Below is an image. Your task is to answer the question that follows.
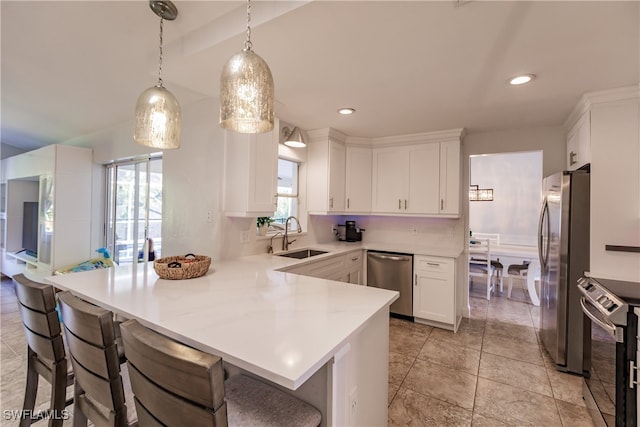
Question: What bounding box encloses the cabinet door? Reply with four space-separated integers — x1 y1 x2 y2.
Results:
407 144 439 214
328 141 346 212
345 147 372 212
249 132 278 213
345 250 364 285
566 126 579 170
224 129 278 216
372 148 406 213
567 110 591 171
413 256 454 324
439 140 461 215
576 111 591 168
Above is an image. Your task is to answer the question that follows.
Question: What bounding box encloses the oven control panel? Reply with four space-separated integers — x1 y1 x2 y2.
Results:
577 276 628 326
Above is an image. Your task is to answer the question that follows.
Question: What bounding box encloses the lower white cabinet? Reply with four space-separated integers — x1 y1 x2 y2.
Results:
413 255 460 331
281 249 364 285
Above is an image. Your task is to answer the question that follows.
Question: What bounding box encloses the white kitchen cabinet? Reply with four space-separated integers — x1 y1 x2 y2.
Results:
307 129 347 214
280 249 364 285
439 140 461 215
371 140 460 216
345 249 364 285
223 120 279 217
566 109 591 170
587 87 640 282
371 147 406 213
413 255 460 332
345 146 372 212
1 144 92 280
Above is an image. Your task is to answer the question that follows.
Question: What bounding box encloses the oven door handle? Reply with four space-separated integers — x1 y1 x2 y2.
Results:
580 297 617 338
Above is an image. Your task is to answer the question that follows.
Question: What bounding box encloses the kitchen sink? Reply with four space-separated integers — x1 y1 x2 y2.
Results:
277 249 328 259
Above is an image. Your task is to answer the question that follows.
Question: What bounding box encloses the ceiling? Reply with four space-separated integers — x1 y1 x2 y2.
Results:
2 1 638 152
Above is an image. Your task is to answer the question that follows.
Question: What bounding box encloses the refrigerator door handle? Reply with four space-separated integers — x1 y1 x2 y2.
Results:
538 198 549 271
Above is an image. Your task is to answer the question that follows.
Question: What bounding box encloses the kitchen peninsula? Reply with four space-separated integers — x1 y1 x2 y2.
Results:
45 251 399 427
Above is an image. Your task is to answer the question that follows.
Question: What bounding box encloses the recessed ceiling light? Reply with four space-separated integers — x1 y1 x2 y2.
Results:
338 107 355 115
509 74 535 85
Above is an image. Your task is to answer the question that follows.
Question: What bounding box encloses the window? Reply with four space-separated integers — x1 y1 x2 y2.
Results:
273 158 299 231
104 156 162 264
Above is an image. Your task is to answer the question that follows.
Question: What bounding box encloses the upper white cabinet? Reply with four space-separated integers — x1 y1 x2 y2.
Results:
439 140 461 215
345 146 372 212
306 127 463 217
566 109 591 170
223 119 279 217
307 128 347 214
1 144 92 280
371 131 463 217
372 144 439 214
585 86 640 282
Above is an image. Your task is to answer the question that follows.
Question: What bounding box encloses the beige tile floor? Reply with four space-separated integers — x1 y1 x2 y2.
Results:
1 275 596 426
387 279 597 426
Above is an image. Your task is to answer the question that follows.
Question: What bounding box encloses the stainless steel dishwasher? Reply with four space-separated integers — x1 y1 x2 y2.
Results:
367 251 413 318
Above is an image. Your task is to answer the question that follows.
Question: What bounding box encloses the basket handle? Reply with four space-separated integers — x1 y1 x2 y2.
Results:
185 253 196 259
168 262 182 268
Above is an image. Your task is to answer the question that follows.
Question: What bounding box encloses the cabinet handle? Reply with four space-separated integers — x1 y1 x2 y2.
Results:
347 198 350 209
415 274 418 286
440 199 444 211
351 257 359 261
330 197 333 208
404 199 407 210
569 151 577 166
427 262 440 267
398 199 402 210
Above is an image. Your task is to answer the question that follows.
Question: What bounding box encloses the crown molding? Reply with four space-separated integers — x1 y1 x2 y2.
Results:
564 85 640 130
307 127 465 147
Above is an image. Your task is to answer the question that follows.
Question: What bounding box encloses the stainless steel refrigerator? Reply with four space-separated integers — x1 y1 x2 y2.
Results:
539 169 589 374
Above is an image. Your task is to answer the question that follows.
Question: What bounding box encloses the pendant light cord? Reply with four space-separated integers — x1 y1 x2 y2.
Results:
244 0 252 51
157 17 164 87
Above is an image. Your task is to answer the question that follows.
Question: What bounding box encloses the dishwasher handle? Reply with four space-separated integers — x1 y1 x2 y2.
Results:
368 252 412 262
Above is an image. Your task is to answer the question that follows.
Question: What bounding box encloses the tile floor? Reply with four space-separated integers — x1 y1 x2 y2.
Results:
1 275 596 426
387 279 596 426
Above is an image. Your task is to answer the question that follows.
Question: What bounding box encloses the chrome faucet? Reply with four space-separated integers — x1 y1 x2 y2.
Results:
283 216 302 251
267 232 283 253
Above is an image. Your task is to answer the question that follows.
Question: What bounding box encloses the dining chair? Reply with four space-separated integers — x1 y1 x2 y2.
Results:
120 318 322 427
56 291 137 427
13 273 74 427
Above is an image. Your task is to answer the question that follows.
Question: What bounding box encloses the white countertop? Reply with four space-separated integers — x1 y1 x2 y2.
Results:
45 248 398 391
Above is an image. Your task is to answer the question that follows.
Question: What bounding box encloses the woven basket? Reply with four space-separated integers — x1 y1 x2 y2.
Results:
153 253 211 280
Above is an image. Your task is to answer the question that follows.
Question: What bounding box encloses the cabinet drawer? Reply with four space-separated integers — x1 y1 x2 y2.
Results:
345 250 363 266
414 256 453 275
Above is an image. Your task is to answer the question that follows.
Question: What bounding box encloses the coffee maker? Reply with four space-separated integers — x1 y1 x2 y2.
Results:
336 220 364 242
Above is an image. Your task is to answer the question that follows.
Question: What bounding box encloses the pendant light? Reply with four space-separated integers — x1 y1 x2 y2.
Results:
134 1 181 149
219 0 274 134
282 127 306 148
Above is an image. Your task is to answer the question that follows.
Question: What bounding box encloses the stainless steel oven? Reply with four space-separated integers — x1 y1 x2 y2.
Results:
578 274 639 427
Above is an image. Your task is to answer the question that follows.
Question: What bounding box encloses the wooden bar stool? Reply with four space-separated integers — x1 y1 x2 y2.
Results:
120 318 322 427
13 274 74 427
57 291 137 426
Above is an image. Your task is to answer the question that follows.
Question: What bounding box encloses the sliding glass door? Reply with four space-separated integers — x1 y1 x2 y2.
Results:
104 156 162 264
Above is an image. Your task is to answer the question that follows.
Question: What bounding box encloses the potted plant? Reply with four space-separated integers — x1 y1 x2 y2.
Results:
257 217 274 236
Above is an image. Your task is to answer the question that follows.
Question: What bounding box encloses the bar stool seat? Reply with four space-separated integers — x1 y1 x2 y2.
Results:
120 318 322 427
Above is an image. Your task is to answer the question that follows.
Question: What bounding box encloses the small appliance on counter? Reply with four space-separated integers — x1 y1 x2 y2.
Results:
335 220 365 242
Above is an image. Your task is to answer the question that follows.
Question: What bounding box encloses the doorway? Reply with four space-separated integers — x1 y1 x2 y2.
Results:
468 150 543 302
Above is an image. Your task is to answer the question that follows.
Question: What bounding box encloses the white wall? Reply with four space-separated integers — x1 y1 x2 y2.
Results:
469 151 543 246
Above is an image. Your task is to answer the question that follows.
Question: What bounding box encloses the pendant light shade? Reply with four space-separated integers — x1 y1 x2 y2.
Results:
283 126 305 148
219 0 274 134
134 0 181 149
134 85 181 149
